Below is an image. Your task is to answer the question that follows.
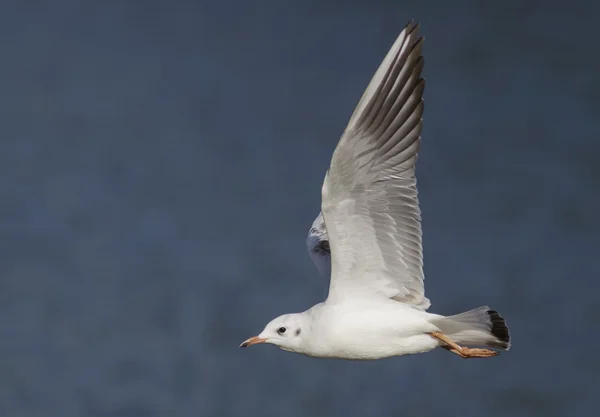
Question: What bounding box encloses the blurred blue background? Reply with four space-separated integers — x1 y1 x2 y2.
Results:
1 0 598 416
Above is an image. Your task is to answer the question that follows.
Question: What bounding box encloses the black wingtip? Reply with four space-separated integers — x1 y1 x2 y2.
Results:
404 19 420 35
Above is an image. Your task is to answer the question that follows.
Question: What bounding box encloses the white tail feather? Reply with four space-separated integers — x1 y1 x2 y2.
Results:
433 306 511 350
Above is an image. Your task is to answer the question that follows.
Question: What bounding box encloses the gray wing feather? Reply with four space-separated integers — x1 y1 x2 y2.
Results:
321 21 430 309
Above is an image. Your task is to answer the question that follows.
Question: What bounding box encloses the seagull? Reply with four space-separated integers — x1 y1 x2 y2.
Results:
241 21 510 360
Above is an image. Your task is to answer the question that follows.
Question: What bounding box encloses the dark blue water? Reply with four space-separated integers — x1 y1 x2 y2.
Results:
1 1 598 416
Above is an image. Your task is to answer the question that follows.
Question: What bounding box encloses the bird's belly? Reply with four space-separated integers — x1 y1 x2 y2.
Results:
319 334 439 360
312 306 440 360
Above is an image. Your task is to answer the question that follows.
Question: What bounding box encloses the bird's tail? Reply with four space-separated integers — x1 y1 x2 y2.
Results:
433 306 511 350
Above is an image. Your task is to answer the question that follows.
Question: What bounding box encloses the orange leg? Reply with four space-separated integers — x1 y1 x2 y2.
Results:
429 332 499 359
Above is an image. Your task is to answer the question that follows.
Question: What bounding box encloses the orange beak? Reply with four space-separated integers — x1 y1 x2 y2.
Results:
239 336 266 348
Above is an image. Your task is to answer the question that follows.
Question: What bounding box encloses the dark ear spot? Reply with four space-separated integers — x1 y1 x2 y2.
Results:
295 329 301 336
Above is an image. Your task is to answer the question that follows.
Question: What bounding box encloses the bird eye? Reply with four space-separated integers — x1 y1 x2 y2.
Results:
277 326 287 335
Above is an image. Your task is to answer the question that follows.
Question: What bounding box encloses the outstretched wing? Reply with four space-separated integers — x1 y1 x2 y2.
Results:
321 21 430 309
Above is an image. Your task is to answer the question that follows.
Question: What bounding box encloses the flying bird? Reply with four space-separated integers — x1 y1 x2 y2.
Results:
241 21 510 360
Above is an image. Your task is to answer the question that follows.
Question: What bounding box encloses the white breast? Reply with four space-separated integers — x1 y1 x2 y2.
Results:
308 301 440 359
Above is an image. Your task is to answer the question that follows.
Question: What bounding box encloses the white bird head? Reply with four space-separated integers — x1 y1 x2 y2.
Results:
240 313 307 353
